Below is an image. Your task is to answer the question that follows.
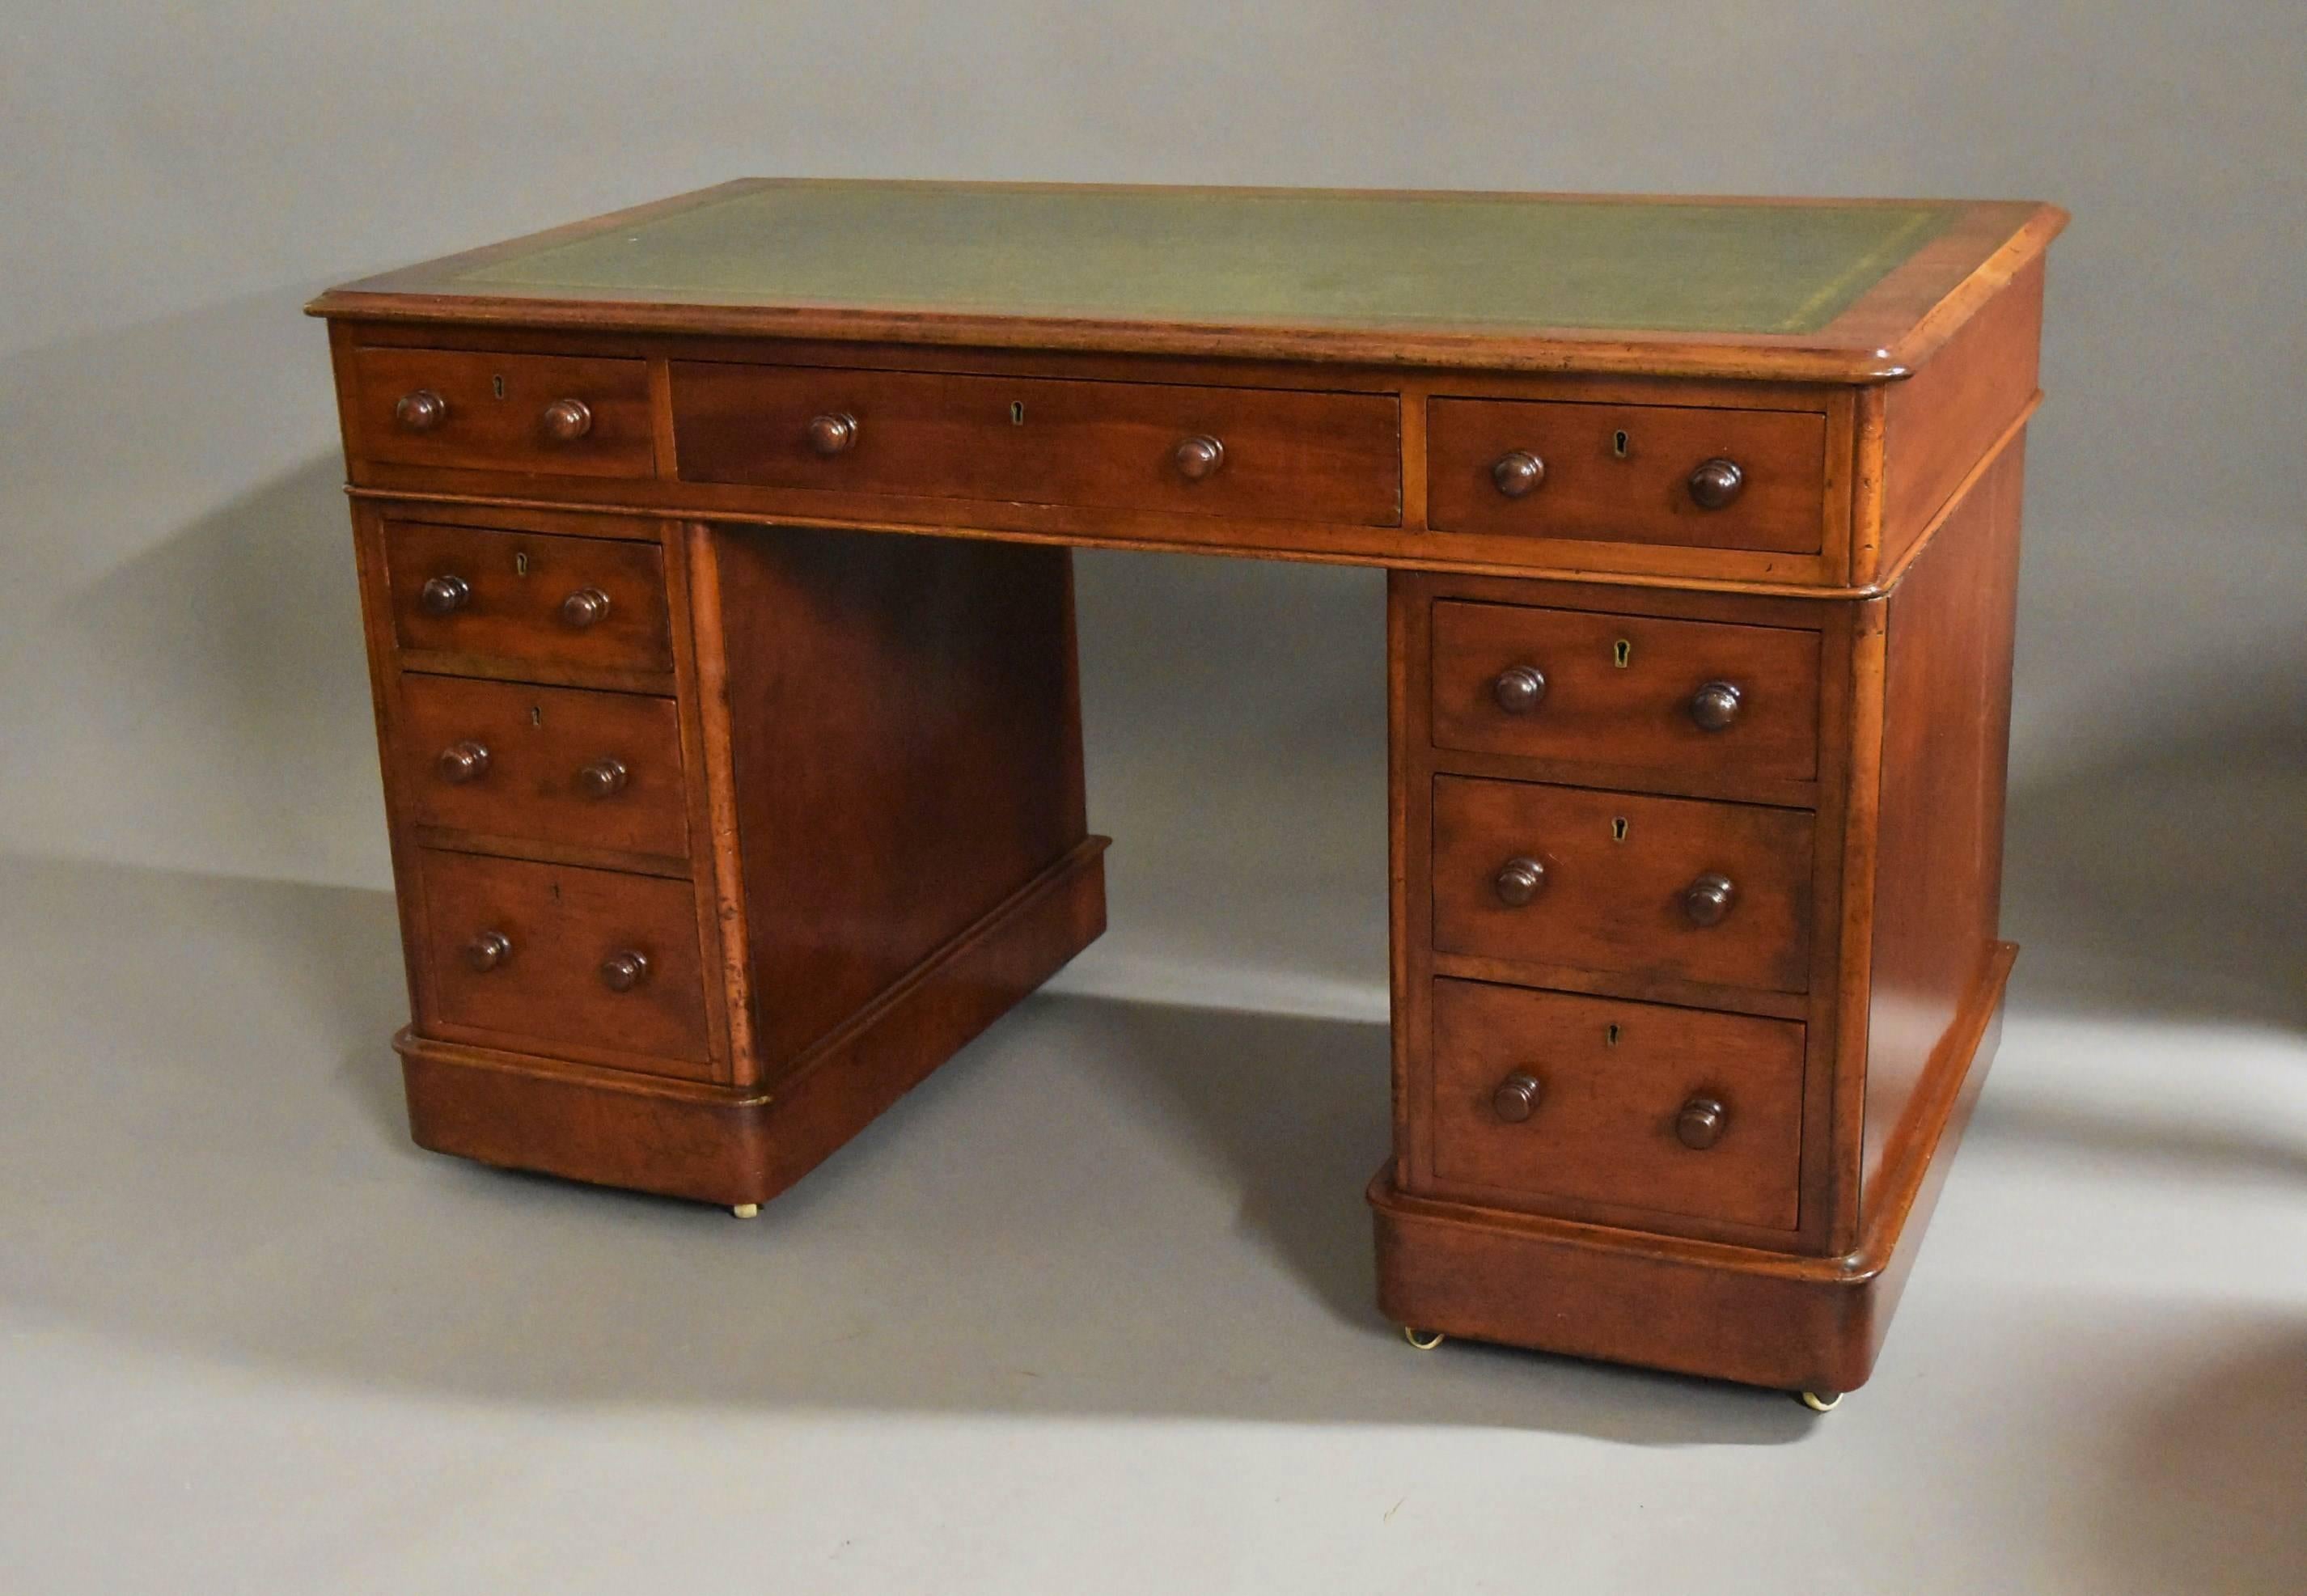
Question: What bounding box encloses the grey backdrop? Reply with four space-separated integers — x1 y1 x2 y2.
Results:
3 2 2299 1027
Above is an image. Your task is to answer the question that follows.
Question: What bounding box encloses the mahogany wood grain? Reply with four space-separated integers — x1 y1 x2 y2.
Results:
1426 396 1826 553
709 522 1094 1073
384 519 673 674
1376 942 2013 1392
349 347 657 478
1872 256 2044 582
315 181 2051 1400
1861 442 2024 1203
1431 775 1814 993
415 848 712 1073
393 673 688 862
311 180 2064 384
670 362 1402 526
1428 978 1805 1231
1429 599 1822 783
396 837 1107 1205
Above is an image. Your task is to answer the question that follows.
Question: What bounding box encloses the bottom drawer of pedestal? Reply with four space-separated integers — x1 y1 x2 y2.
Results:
415 849 712 1076
1428 978 1803 1231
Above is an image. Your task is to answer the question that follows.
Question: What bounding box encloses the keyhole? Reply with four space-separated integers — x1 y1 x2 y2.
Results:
1010 400 1026 425
1611 816 1629 843
1606 1023 1621 1048
1611 429 1630 459
493 374 506 400
530 705 543 727
514 551 529 577
1613 638 1632 669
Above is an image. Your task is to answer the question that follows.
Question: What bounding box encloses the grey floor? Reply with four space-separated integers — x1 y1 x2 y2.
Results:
5 769 2303 1595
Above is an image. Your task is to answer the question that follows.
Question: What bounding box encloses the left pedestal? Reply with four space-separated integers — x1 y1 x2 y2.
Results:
352 504 1106 1209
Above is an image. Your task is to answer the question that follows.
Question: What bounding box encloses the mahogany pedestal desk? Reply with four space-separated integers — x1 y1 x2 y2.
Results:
311 181 2062 1408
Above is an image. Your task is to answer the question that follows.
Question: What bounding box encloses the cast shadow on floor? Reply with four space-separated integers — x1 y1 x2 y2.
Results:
3 852 1814 1444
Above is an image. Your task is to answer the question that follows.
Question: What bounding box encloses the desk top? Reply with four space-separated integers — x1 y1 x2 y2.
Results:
312 180 2063 381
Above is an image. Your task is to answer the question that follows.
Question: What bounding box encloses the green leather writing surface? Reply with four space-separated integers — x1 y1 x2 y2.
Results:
456 184 1955 337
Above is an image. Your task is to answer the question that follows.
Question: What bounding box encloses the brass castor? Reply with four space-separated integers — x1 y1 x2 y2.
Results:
1797 1389 1843 1412
1403 1326 1446 1351
730 1203 760 1220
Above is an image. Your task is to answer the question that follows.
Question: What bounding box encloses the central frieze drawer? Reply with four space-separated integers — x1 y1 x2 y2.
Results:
669 363 1403 526
1432 775 1814 993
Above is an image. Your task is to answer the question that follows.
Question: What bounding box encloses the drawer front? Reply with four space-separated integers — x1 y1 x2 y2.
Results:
1432 775 1813 993
417 849 711 1071
385 522 674 674
1430 979 1803 1230
396 675 689 860
350 347 655 478
1431 600 1820 784
1426 397 1825 553
670 362 1403 526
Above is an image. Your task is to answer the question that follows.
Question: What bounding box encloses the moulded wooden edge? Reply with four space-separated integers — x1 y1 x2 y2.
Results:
1370 940 2013 1394
399 836 1108 1206
305 184 2065 385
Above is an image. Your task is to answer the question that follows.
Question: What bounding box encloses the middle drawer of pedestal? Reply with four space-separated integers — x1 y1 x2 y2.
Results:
1432 774 1813 993
394 674 690 861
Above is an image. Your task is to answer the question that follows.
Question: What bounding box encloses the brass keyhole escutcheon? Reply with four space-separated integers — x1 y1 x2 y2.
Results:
1613 637 1632 668
1611 816 1629 843
514 551 529 577
1611 429 1630 459
1010 400 1027 425
1606 1023 1621 1048
492 374 506 400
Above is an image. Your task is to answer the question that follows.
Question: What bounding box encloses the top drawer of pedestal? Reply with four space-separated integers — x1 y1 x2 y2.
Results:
1426 397 1827 554
667 363 1403 526
348 347 658 478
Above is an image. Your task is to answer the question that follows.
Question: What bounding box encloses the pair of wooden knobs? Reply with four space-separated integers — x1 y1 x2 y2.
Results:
1491 450 1745 510
420 575 612 630
435 743 629 798
1492 1072 1729 1149
803 410 1228 481
1492 858 1738 925
465 932 650 992
1493 668 1745 732
397 390 593 442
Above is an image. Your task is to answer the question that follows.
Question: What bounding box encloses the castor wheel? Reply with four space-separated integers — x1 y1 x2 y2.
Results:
730 1203 760 1220
1797 1389 1842 1412
1403 1326 1446 1351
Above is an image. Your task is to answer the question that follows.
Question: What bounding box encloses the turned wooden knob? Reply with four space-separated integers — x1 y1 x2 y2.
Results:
541 397 593 442
395 389 447 432
1493 856 1547 907
599 950 651 992
465 931 512 973
1689 680 1743 731
436 741 490 784
1687 456 1745 510
419 574 471 614
1174 434 1225 481
1492 665 1547 715
561 586 612 629
1492 1071 1543 1124
578 757 629 799
1683 872 1737 926
806 412 859 455
1491 449 1546 497
1677 1096 1729 1149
